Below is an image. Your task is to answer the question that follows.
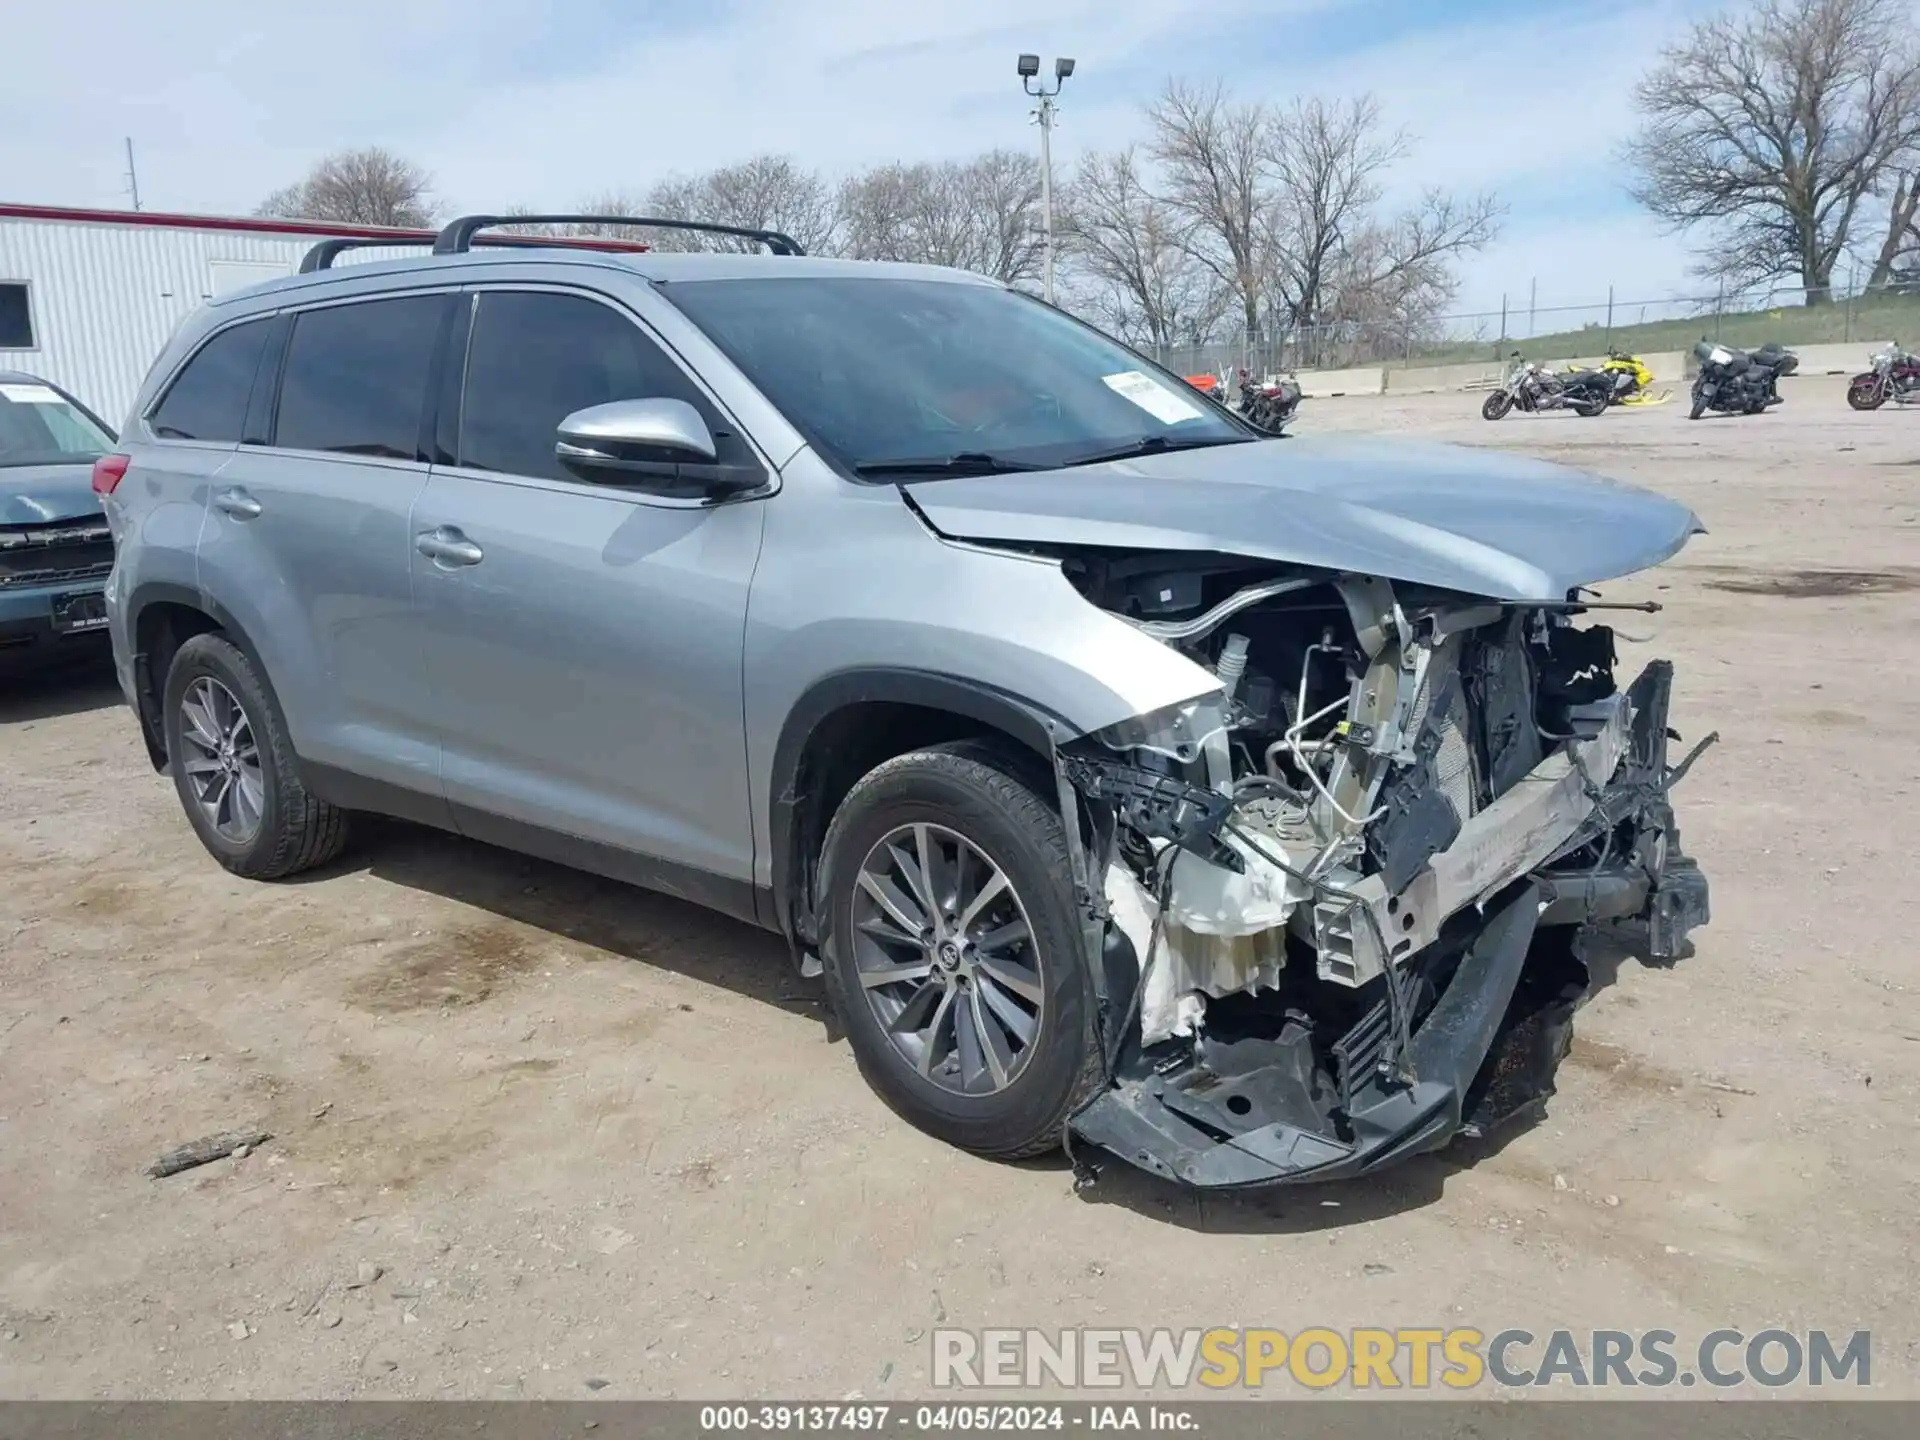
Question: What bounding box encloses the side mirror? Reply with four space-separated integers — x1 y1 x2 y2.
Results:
554 398 762 499
557 398 718 469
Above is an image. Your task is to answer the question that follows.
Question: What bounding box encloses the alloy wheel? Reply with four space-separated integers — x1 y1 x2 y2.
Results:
849 822 1044 1096
177 676 266 845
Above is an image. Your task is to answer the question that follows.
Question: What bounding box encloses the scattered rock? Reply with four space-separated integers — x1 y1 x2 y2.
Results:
322 1313 343 1329
311 1102 333 1120
589 1226 634 1256
1362 1263 1394 1277
231 1144 250 1162
1086 1262 1105 1278
350 1262 385 1288
584 1378 610 1392
1552 1174 1569 1192
879 1362 894 1383
930 1291 946 1323
1603 1194 1622 1208
226 1321 251 1341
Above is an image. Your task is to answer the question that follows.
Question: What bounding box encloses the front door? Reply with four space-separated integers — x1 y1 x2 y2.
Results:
411 286 770 913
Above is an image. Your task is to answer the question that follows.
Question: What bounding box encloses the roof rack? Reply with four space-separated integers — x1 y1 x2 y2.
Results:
296 228 654 274
433 213 806 258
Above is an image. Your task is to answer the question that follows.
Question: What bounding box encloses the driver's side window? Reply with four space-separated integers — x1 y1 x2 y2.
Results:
457 290 748 484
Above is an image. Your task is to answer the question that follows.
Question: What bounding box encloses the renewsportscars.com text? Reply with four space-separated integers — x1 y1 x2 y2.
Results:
931 1327 1872 1391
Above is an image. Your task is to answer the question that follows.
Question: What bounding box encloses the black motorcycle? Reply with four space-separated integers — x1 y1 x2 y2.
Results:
1236 368 1303 434
1481 353 1613 419
1689 340 1798 419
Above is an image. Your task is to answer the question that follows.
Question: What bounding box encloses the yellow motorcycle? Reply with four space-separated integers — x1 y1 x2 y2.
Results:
1564 349 1670 406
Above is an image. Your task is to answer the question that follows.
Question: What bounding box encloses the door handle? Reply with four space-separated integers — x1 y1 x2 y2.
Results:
214 487 261 520
415 526 485 567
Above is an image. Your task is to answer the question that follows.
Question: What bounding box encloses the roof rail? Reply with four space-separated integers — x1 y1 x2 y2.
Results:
296 228 655 274
433 214 806 258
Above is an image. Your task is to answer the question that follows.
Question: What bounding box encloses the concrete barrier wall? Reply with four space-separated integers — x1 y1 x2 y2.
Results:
1291 366 1385 397
1386 361 1504 394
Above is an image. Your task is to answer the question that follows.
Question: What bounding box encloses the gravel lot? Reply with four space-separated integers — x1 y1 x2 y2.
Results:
2 376 1916 1400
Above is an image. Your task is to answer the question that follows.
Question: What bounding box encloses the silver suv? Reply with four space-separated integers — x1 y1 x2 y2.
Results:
98 214 1713 1190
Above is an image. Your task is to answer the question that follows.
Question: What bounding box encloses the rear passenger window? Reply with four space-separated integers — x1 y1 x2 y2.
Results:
150 318 272 443
274 295 446 459
458 291 747 483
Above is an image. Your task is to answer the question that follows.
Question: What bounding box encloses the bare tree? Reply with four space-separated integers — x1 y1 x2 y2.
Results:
837 152 1044 283
641 155 840 253
1060 148 1226 349
1865 170 1918 289
256 147 437 228
1627 0 1920 303
1145 80 1280 342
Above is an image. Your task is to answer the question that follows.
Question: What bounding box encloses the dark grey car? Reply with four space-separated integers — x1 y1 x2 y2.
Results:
96 215 1713 1189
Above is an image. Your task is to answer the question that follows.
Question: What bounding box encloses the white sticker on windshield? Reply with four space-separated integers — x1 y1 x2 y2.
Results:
0 383 64 405
1101 369 1204 425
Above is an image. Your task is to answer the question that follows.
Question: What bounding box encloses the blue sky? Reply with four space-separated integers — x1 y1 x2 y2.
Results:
2 0 1729 320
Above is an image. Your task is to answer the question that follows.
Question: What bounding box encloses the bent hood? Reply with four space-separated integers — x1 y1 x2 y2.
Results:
1 463 100 527
904 436 1702 600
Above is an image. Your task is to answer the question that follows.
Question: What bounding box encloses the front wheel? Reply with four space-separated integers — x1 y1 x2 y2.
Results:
818 743 1100 1160
1847 379 1886 410
1689 384 1709 420
1482 391 1513 420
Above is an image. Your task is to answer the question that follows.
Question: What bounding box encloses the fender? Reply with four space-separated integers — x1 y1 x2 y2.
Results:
123 579 274 771
766 667 1076 942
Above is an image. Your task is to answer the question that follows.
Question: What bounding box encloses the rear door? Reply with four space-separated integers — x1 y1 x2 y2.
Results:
196 289 454 816
411 283 771 912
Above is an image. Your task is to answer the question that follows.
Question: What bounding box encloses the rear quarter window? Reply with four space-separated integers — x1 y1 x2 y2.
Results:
149 318 274 443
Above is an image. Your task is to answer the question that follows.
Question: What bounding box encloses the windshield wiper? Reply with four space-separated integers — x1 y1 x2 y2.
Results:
1058 435 1253 469
851 451 1047 479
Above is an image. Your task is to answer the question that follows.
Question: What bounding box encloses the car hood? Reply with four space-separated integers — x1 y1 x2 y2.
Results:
1 464 100 527
904 436 1703 599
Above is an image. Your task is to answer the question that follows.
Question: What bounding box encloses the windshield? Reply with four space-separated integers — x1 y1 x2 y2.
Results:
0 381 113 469
660 277 1249 477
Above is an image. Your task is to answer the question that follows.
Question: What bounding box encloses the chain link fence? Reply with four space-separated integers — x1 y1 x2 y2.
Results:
1139 276 1920 381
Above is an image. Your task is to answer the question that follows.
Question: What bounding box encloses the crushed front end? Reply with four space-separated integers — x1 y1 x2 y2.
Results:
1055 564 1713 1189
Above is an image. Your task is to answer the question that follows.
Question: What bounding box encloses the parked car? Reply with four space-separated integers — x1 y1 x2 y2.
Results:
96 214 1713 1190
1 371 117 671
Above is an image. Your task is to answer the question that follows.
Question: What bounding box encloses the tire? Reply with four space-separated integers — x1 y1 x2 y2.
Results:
817 742 1101 1160
1689 384 1709 421
1847 380 1885 411
1481 391 1513 420
162 632 349 880
1574 395 1606 418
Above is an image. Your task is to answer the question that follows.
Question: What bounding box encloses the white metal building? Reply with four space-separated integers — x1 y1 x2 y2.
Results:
0 203 443 423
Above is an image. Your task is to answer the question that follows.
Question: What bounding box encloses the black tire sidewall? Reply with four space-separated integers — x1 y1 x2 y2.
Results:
819 751 1094 1157
162 634 294 872
1482 393 1511 420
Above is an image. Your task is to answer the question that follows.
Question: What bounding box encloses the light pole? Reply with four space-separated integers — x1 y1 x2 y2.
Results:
1018 53 1074 305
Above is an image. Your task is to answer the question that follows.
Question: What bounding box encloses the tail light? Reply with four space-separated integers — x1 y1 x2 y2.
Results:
92 453 130 496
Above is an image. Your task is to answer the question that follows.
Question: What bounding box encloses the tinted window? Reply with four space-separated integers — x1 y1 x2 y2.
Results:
275 295 445 459
150 319 272 443
459 291 745 484
663 278 1247 477
0 283 31 348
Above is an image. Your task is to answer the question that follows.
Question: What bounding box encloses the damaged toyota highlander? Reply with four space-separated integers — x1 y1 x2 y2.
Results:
99 216 1713 1191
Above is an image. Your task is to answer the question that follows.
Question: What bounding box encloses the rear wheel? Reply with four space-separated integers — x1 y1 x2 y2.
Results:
1574 395 1606 418
1847 379 1886 410
1481 391 1513 420
162 633 349 879
818 743 1100 1160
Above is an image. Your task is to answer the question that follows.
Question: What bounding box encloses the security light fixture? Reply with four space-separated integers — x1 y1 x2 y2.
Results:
1017 53 1040 78
1055 57 1075 79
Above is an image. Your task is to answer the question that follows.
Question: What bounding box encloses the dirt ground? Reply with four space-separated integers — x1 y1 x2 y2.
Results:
2 376 1917 1401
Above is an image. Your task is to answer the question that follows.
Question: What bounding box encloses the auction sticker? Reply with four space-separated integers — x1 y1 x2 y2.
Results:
0 383 65 404
1102 369 1204 424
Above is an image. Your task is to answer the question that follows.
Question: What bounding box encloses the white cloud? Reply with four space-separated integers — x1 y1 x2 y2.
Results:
1 0 1722 303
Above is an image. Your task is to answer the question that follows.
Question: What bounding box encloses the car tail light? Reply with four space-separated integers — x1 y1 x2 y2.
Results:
92 454 130 496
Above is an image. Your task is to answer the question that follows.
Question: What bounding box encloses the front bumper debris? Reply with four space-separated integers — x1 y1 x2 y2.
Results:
1066 659 1711 1191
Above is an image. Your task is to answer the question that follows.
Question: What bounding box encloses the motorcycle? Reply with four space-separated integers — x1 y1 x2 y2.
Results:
1481 353 1611 419
1566 349 1668 406
1689 340 1797 419
1236 368 1303 434
1845 344 1920 410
